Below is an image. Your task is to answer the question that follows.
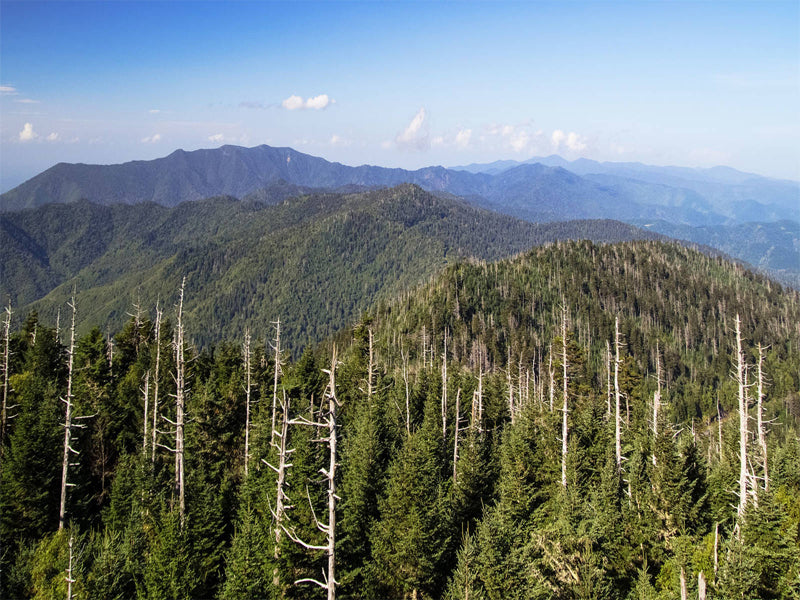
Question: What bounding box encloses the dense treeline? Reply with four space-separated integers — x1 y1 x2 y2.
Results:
1 185 664 355
1 240 799 599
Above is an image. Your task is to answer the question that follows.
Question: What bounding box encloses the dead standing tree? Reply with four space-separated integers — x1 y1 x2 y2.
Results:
58 292 92 530
284 346 341 600
172 279 187 527
156 279 188 528
734 314 749 521
2 300 17 454
263 390 295 590
614 316 624 472
270 319 283 446
652 342 663 467
560 305 569 489
150 303 163 465
755 343 769 495
243 329 254 476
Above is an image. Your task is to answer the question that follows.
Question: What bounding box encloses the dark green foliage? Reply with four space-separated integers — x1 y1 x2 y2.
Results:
1 186 666 355
2 240 799 599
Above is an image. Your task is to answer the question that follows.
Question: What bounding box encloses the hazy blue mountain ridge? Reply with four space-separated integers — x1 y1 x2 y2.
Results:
6 144 796 226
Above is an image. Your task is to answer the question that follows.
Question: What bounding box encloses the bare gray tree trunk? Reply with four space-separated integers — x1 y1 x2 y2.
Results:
698 571 707 600
172 278 187 527
243 329 252 476
652 342 662 466
442 331 448 437
561 306 569 489
151 304 162 465
679 566 687 600
477 354 483 436
548 343 555 412
605 339 612 419
401 346 411 436
59 294 77 531
288 347 340 599
452 388 461 483
1 300 11 451
65 532 75 600
264 390 296 596
367 328 374 402
735 314 748 519
756 343 769 494
270 319 282 446
614 317 622 472
142 371 150 457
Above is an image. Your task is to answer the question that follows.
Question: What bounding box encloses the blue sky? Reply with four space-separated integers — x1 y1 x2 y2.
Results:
1 0 798 191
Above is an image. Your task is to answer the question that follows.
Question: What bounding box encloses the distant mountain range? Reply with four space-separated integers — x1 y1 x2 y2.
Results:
3 144 798 224
1 143 797 285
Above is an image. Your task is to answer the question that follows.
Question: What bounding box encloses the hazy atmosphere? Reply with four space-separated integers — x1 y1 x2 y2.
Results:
1 0 798 192
2 3 800 600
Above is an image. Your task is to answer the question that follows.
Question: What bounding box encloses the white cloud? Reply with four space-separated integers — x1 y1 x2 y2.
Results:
566 132 587 152
149 109 161 114
306 94 332 110
282 94 334 110
551 129 587 153
208 133 224 143
16 98 40 104
395 107 429 151
0 85 18 95
431 135 445 147
141 133 162 143
46 132 59 142
455 128 472 149
282 95 305 110
481 122 548 155
509 130 531 153
329 134 351 147
19 122 37 142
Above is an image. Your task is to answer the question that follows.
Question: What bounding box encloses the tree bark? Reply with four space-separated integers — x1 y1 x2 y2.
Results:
243 329 252 476
652 342 662 466
174 278 186 528
735 314 748 519
756 343 769 494
270 319 282 446
142 371 150 457
561 306 569 489
614 317 622 472
453 388 461 483
151 304 162 465
59 293 77 531
1 300 11 451
442 331 448 437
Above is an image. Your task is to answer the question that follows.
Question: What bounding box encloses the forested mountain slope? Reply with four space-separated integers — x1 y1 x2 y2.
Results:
634 219 800 289
1 184 664 353
5 143 796 285
2 240 798 599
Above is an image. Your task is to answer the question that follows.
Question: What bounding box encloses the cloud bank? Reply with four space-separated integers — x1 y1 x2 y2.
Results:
395 108 429 151
281 94 334 110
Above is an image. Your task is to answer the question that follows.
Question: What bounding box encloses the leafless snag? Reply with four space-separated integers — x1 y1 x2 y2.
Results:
560 305 569 489
151 302 162 465
283 347 340 600
270 319 282 446
59 292 94 530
